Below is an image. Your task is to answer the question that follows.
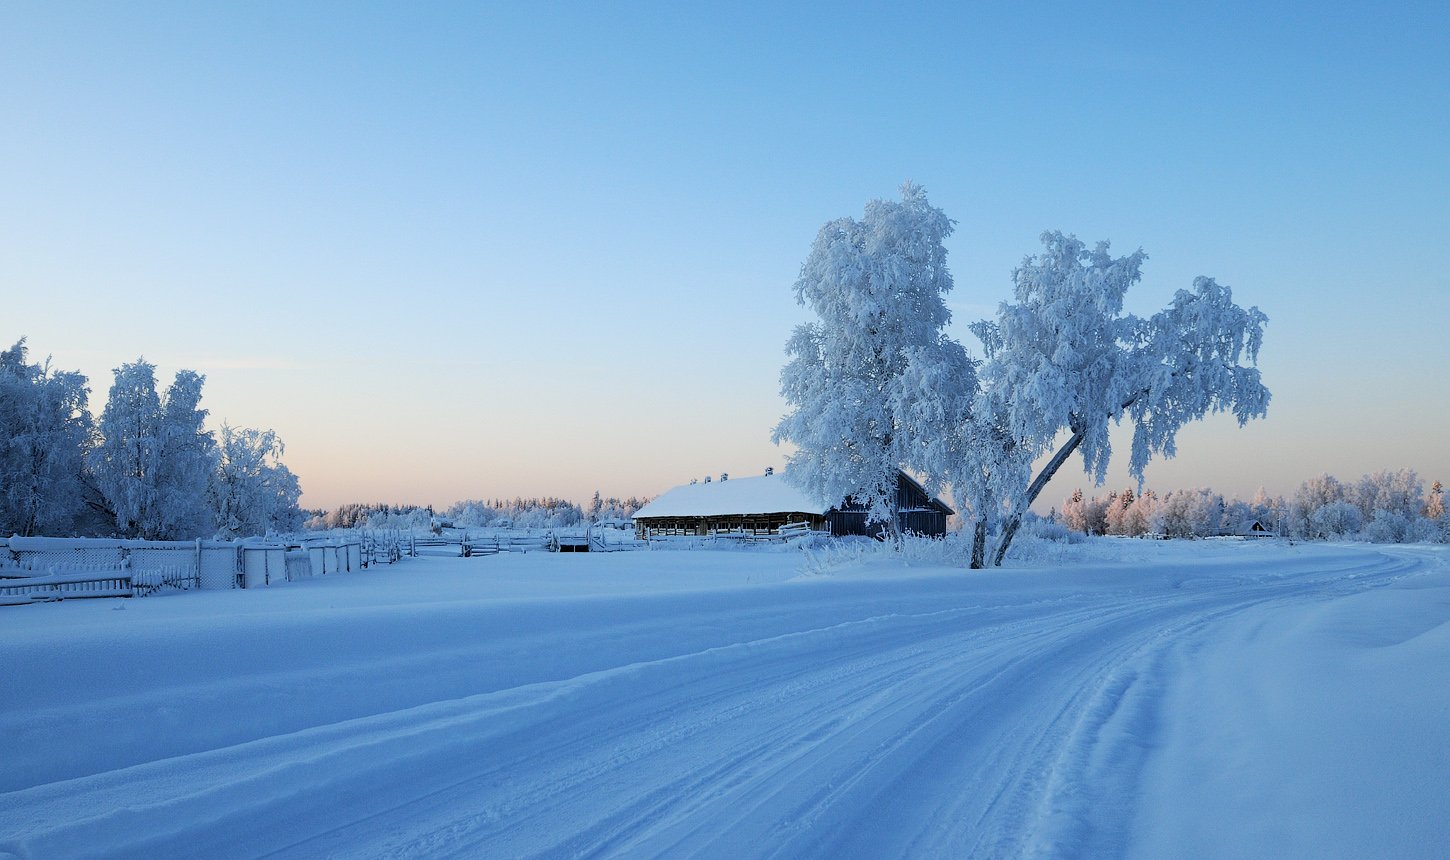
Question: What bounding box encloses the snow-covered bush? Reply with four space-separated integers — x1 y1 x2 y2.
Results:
1309 500 1362 539
1427 482 1445 521
799 537 889 575
800 531 981 574
1361 510 1414 544
1019 514 1079 544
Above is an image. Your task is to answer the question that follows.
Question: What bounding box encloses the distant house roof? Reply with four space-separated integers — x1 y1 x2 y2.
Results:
633 472 832 519
1230 518 1273 536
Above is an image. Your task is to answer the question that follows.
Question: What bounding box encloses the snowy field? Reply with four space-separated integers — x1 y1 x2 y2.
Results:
2 541 1448 858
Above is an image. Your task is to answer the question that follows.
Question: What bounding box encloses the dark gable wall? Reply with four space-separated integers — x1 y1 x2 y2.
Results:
827 473 949 538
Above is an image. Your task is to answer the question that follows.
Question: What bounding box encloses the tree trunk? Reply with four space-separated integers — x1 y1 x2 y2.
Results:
970 518 987 569
988 391 1149 566
989 427 1086 567
885 510 903 546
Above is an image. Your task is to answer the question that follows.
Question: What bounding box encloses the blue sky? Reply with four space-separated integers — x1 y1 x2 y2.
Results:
3 2 1447 510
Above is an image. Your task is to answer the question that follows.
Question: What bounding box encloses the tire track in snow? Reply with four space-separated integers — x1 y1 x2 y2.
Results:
1020 547 1423 858
0 546 1419 859
279 553 1415 858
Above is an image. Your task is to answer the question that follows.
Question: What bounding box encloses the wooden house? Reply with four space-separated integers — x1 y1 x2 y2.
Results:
1227 518 1275 538
633 469 952 539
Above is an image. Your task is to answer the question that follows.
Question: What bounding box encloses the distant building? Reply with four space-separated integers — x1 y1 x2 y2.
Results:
1227 518 1275 538
633 469 952 539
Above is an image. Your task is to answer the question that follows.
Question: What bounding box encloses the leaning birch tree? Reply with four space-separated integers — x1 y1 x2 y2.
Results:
970 232 1271 566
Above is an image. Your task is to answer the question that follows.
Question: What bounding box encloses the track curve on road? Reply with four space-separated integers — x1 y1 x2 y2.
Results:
0 544 1428 859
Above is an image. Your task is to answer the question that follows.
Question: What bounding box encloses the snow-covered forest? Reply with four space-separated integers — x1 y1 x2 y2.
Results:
1 340 302 539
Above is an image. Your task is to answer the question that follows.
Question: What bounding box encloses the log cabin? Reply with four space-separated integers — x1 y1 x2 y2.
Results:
633 468 952 539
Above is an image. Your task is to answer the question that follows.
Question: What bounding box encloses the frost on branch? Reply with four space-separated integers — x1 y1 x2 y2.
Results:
1125 277 1270 480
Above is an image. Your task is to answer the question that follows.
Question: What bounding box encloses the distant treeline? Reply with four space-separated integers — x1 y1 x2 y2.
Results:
1056 468 1448 543
306 493 651 531
306 502 438 530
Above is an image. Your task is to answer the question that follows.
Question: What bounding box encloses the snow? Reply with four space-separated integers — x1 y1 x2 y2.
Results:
633 472 831 518
2 541 1448 857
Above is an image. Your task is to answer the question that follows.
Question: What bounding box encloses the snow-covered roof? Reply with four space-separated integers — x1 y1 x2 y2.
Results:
633 473 832 519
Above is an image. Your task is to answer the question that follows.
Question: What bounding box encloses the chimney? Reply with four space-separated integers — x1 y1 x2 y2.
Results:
765 467 774 477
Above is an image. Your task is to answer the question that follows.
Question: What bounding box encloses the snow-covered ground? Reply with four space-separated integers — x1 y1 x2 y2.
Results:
2 541 1447 858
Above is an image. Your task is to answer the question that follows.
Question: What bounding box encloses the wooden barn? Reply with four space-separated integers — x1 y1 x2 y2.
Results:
633 469 952 539
825 471 954 538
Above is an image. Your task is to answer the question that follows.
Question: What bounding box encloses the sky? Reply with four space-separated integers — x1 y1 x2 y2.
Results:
3 2 1448 512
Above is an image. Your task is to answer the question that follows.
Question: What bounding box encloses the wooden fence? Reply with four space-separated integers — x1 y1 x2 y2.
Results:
0 533 394 606
0 566 135 605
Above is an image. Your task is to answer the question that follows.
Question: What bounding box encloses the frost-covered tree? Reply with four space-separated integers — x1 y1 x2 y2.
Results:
1249 486 1283 529
1290 474 1344 539
1188 489 1227 536
1127 488 1159 536
1427 481 1448 543
1150 490 1193 538
152 370 217 539
1061 489 1087 533
1149 488 1225 538
1104 488 1135 535
209 424 303 537
1062 487 1158 537
0 340 94 536
1060 489 1112 536
89 360 219 539
775 182 961 537
889 336 1003 560
1082 494 1111 536
1350 469 1423 524
89 360 164 538
970 232 1269 565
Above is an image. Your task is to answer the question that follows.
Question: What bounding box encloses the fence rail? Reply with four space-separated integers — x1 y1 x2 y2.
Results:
0 568 135 605
0 532 402 607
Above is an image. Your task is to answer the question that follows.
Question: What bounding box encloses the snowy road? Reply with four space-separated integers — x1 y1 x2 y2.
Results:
2 543 1447 858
